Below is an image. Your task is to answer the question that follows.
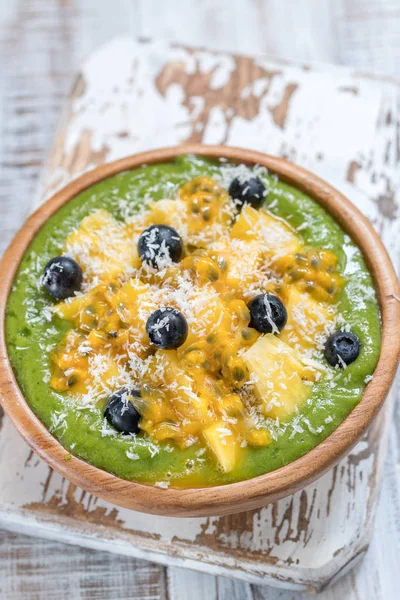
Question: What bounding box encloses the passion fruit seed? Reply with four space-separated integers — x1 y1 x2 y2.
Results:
146 307 188 349
232 366 246 381
42 256 83 300
104 388 141 434
324 331 361 367
310 256 320 269
202 208 211 221
138 224 183 268
207 266 220 281
248 293 287 334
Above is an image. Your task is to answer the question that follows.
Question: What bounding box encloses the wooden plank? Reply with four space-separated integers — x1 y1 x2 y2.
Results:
0 529 167 600
1 35 398 593
168 567 255 600
334 0 400 76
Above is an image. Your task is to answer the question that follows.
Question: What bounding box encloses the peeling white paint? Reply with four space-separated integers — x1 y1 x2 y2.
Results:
8 37 400 590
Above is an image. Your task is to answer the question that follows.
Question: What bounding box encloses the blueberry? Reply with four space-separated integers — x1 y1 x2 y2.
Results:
248 293 287 334
146 307 188 349
42 256 83 300
229 176 267 210
138 225 183 268
324 331 360 367
104 388 141 434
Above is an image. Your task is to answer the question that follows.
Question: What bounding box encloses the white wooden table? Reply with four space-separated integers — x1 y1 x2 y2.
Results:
0 2 399 599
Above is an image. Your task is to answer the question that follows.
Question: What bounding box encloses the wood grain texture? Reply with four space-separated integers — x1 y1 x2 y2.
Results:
0 37 398 592
0 1 399 599
0 529 167 600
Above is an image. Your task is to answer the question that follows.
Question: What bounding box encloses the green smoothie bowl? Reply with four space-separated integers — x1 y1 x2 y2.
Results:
0 145 399 517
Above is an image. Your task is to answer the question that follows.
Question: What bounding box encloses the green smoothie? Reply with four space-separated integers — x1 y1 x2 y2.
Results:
5 155 381 487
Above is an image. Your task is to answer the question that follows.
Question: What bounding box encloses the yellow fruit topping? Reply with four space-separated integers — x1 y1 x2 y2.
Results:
179 176 234 241
208 238 265 295
279 287 336 350
50 330 121 396
141 176 235 249
203 422 239 473
49 174 341 473
65 209 140 284
272 248 342 303
231 204 300 257
242 334 316 419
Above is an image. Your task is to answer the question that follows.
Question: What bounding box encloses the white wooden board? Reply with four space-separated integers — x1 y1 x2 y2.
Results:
0 37 399 593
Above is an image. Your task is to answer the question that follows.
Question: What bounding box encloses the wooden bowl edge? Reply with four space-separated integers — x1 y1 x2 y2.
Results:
0 144 399 517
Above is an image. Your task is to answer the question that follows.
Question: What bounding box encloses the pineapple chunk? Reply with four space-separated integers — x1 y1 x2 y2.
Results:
54 291 89 323
54 281 110 326
231 205 300 257
143 350 209 423
243 334 311 419
203 422 239 472
107 278 153 327
64 209 140 282
54 277 155 334
280 287 335 350
144 199 189 238
88 351 121 387
50 329 121 395
208 238 264 293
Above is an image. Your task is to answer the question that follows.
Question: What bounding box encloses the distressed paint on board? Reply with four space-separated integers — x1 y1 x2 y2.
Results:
1 38 399 592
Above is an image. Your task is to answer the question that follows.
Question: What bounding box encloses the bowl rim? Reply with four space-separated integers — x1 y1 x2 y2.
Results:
0 144 399 517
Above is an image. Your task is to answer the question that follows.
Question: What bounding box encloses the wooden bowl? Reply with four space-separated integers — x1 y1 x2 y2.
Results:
0 145 399 517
